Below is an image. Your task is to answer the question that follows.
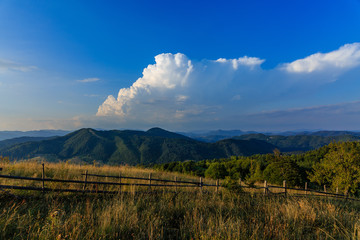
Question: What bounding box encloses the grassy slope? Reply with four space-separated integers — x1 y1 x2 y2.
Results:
0 161 360 239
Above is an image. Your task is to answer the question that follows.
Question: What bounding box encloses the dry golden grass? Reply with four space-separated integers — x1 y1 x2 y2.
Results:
0 160 217 194
0 160 359 239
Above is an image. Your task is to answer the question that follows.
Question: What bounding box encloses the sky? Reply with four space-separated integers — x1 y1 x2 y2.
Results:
1 0 360 132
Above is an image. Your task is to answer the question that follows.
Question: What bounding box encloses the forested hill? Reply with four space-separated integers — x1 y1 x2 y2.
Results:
0 136 53 150
0 130 70 141
233 133 360 152
0 128 276 165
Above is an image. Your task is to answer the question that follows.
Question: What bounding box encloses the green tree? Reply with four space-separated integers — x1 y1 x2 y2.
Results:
263 151 303 187
309 142 360 195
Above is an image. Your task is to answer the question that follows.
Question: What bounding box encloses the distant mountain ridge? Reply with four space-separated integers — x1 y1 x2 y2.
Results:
0 130 70 141
234 133 360 152
180 130 256 142
181 130 360 142
0 128 276 165
0 137 54 150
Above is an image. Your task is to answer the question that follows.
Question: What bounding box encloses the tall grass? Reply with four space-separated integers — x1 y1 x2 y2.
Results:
0 161 360 239
0 160 213 194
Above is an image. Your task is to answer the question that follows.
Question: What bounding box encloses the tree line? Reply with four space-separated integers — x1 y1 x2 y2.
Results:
150 141 360 196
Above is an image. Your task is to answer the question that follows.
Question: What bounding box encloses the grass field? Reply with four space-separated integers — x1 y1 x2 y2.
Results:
0 161 360 239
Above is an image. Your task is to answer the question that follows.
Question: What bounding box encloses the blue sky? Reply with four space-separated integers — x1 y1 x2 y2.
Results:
1 0 360 131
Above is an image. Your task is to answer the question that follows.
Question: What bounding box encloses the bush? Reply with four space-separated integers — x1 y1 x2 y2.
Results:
204 162 228 179
263 156 303 187
221 177 244 193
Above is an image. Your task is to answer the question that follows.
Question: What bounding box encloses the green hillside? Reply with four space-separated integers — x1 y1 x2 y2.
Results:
0 128 276 164
0 136 52 150
234 133 360 152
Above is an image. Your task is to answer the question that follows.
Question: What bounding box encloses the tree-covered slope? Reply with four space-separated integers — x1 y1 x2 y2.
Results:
234 133 360 152
0 128 276 164
0 136 52 150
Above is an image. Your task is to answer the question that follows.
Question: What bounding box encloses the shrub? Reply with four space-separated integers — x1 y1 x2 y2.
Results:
204 162 228 179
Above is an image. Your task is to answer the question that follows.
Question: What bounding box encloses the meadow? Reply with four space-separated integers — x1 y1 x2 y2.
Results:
0 161 360 239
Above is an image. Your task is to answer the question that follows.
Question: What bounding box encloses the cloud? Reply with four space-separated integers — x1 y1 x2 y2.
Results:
97 53 193 118
97 53 265 123
284 42 360 73
216 56 265 70
240 101 360 131
77 77 100 83
0 59 37 73
97 43 360 130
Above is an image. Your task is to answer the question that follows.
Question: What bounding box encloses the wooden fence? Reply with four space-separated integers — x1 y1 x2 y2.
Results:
244 179 360 201
0 164 219 195
0 164 359 201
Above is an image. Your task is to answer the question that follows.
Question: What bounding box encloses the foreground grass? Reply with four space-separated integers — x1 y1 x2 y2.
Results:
1 192 360 239
0 161 360 239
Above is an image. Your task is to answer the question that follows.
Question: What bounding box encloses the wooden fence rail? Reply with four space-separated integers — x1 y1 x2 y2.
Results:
0 174 201 188
0 164 219 195
82 173 218 186
0 165 359 202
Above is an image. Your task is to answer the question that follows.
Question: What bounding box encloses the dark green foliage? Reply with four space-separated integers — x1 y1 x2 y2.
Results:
263 155 304 187
154 141 360 194
309 142 360 195
204 162 228 179
155 160 207 177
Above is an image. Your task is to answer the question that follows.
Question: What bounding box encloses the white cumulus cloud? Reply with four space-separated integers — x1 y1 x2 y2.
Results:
216 56 264 70
284 42 360 73
97 53 193 118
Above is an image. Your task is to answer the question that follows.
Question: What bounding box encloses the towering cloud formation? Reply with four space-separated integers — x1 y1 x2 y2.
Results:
97 43 360 129
97 53 194 118
97 53 264 123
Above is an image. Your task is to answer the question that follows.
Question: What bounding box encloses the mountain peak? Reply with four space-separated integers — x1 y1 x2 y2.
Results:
146 127 189 139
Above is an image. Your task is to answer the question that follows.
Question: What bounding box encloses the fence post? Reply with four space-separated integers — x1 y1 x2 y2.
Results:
42 163 45 193
216 179 219 193
264 180 267 195
174 176 177 193
199 177 203 194
283 180 287 196
149 173 152 190
336 187 339 195
83 170 88 192
119 172 122 195
305 182 308 195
